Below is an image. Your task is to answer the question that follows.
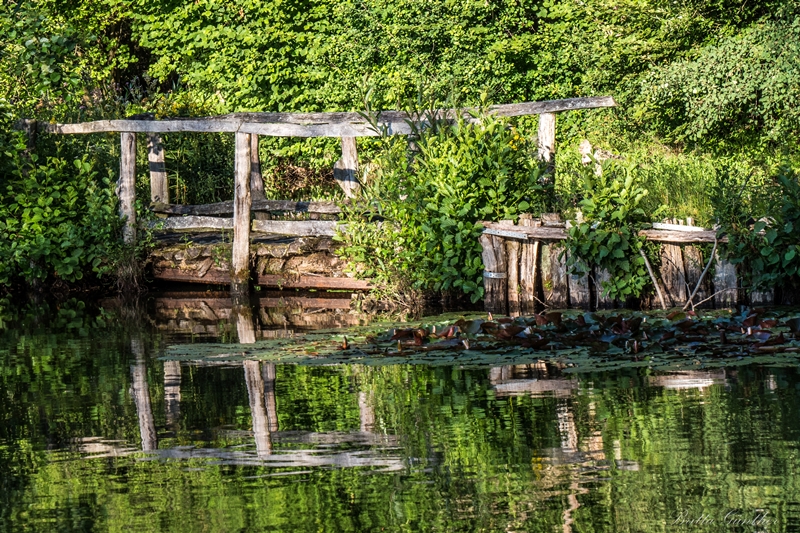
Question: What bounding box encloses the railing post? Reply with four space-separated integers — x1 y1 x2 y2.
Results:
147 133 169 204
250 133 266 202
232 131 252 295
333 137 361 198
537 112 556 172
119 132 137 244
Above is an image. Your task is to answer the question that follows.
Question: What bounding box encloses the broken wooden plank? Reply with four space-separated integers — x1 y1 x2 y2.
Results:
151 199 342 216
154 267 231 284
537 112 556 171
256 274 371 290
250 134 266 202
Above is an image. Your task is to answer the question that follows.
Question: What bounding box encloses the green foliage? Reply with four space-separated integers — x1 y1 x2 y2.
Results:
337 110 549 302
640 18 800 145
714 167 800 291
0 126 122 286
565 159 652 300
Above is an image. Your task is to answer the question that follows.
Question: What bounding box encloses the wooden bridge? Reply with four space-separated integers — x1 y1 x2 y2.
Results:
32 96 617 296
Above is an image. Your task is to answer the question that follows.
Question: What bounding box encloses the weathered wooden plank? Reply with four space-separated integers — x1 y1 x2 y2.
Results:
660 244 687 306
714 253 739 309
537 112 556 169
651 222 708 232
518 214 539 315
542 244 569 308
595 267 614 309
154 267 231 284
151 199 342 216
481 222 723 243
147 133 169 204
506 239 521 317
480 233 508 315
259 297 352 309
639 229 724 244
250 134 266 202
252 220 338 236
150 216 233 231
41 97 617 136
232 131 252 294
118 132 136 244
683 246 711 308
333 137 361 198
256 274 371 290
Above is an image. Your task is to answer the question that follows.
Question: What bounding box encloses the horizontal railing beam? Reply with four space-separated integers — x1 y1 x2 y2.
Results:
37 97 616 137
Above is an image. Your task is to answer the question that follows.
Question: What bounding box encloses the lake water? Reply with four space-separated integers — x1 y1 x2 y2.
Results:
1 296 799 532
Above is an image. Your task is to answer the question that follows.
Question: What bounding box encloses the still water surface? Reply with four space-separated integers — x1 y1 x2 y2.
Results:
1 297 799 532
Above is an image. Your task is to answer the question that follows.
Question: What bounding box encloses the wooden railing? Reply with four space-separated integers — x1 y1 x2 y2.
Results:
27 96 617 295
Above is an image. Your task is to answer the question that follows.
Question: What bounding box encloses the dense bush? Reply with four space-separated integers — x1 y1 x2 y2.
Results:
336 111 549 302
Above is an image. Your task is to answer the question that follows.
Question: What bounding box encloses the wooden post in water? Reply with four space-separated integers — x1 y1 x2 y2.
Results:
660 243 686 307
147 133 169 204
542 244 569 308
568 256 591 310
333 137 361 198
537 113 556 172
119 132 137 244
232 131 252 295
713 253 738 308
506 238 521 317
480 233 508 315
518 214 540 314
683 246 711 308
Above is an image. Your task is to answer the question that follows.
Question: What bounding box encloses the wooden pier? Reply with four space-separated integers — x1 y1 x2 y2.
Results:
31 96 617 296
479 216 778 313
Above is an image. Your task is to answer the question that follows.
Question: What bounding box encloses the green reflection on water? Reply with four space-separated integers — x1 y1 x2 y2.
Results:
1 308 800 532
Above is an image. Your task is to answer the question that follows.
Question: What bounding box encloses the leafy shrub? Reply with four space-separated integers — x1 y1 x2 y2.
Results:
565 159 652 300
336 111 550 303
0 133 122 286
714 166 800 291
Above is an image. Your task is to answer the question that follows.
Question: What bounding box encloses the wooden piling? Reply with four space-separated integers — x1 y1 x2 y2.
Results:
333 137 361 198
231 131 252 295
518 214 540 314
542 244 569 308
712 253 737 308
568 257 591 310
506 239 521 317
683 246 711 308
480 233 508 315
147 133 169 204
119 132 137 244
660 243 686 306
